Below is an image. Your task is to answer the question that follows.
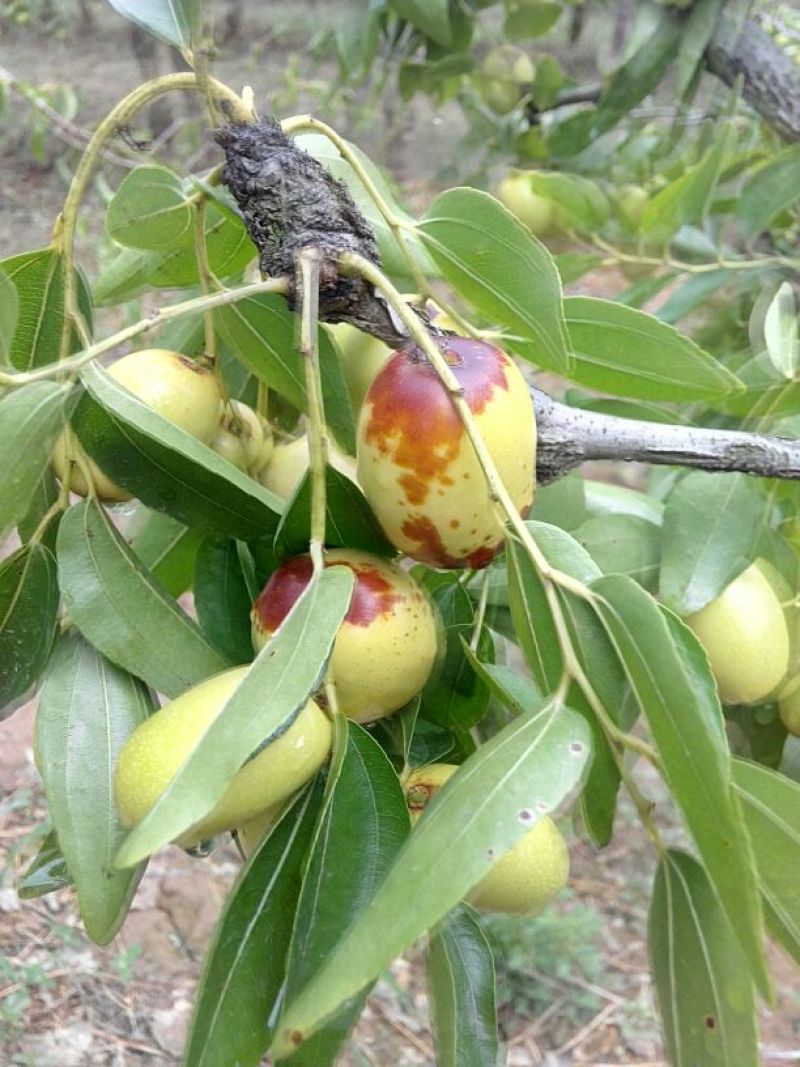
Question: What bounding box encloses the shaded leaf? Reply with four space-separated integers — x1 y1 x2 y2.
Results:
184 785 323 1067
674 0 726 97
593 575 769 996
0 382 76 539
427 905 498 1067
737 143 800 235
388 0 452 46
18 830 73 899
36 632 154 943
649 849 759 1067
125 507 203 598
0 544 59 718
57 500 228 698
194 536 254 665
0 265 18 362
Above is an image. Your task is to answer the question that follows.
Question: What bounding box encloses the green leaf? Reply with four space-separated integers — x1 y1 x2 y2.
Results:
36 632 154 943
281 725 409 1065
562 297 741 401
592 575 770 997
504 3 561 38
18 469 60 552
554 252 603 285
593 14 682 135
184 785 323 1067
732 760 800 965
530 474 586 531
18 830 73 899
273 696 591 1052
418 188 571 374
641 123 736 242
104 0 198 48
275 467 394 560
575 514 661 591
388 0 452 46
506 538 562 690
674 0 726 97
763 282 798 380
125 507 203 598
659 472 768 614
737 143 800 235
73 363 283 541
528 171 610 230
106 165 193 251
194 537 254 665
1 247 93 370
427 905 498 1067
418 571 493 733
214 295 356 453
0 266 18 362
584 480 664 525
57 500 229 698
0 544 59 719
0 381 76 539
649 849 759 1067
656 268 735 324
115 566 354 867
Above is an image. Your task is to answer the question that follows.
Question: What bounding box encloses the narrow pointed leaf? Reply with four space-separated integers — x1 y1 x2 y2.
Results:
0 381 76 538
562 297 740 401
737 143 800 235
0 543 59 718
0 266 18 362
418 188 571 374
18 830 73 899
275 466 394 560
184 785 323 1067
274 696 590 1052
649 849 759 1067
115 566 354 866
732 760 800 964
57 500 229 697
36 632 154 943
659 472 768 614
427 905 498 1067
593 575 770 997
194 536 254 664
104 0 195 47
73 363 283 540
280 725 409 1065
674 0 726 97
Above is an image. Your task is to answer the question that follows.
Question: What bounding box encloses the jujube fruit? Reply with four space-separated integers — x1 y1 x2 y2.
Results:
210 399 273 475
683 561 790 705
113 666 331 847
405 763 570 916
356 336 535 568
251 549 438 723
52 348 224 501
327 322 391 411
497 173 555 236
257 434 357 499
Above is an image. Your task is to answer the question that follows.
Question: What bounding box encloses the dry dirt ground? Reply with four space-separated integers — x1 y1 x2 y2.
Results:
2 8 800 1066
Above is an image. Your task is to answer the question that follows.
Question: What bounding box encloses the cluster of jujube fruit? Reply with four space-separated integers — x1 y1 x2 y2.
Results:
49 323 571 916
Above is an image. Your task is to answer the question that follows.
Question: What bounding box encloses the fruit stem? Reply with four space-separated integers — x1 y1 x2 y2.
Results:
280 114 430 297
0 277 291 388
56 72 254 363
299 249 328 574
193 198 219 369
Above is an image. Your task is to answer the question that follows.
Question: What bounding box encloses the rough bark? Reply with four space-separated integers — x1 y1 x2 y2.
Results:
533 389 800 485
705 16 800 142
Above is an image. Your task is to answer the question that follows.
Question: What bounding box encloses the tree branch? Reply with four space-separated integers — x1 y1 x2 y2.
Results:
533 388 800 485
705 16 800 141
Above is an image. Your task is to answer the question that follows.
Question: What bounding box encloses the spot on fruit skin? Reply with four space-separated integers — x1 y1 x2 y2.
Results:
364 337 510 507
252 554 402 634
400 514 500 569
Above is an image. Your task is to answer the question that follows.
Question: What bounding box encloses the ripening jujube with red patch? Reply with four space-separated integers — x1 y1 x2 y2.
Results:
356 336 536 568
251 548 439 723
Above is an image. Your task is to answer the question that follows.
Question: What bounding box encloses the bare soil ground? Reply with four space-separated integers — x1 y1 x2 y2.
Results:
1 10 799 1066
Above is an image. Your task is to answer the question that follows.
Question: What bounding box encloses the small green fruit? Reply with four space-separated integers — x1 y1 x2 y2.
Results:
210 400 273 475
617 184 649 229
684 562 790 705
257 434 357 500
327 323 391 411
114 667 331 847
405 763 570 916
496 173 554 235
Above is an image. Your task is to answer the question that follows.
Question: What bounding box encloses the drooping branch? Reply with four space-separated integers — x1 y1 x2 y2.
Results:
533 388 800 485
705 16 800 141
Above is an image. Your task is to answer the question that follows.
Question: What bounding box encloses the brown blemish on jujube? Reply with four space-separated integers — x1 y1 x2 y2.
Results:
406 782 435 812
253 554 402 633
364 337 509 505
